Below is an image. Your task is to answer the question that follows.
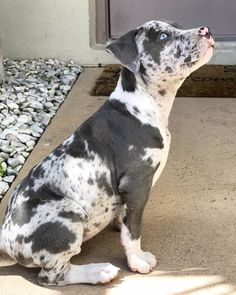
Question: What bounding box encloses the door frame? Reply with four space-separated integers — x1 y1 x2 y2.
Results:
89 0 110 47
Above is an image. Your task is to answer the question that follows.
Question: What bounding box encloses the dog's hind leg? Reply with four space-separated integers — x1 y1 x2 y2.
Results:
38 261 120 286
63 262 120 285
36 222 120 286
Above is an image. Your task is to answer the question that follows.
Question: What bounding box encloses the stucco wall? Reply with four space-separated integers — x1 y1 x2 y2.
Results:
0 0 234 64
0 0 115 64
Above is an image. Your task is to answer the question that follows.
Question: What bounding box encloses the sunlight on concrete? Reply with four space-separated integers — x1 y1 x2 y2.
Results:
108 270 236 295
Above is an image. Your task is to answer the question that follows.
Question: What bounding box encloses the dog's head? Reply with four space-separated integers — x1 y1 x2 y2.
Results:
106 20 215 81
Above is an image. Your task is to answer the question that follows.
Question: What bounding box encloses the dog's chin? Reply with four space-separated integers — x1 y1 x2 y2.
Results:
184 46 214 72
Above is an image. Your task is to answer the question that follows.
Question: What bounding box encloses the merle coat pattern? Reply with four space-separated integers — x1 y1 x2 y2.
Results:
0 21 214 286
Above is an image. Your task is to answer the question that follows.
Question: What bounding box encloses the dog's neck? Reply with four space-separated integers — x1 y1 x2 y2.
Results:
109 67 184 128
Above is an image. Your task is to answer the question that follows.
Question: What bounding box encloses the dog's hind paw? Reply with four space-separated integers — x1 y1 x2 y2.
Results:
88 263 120 284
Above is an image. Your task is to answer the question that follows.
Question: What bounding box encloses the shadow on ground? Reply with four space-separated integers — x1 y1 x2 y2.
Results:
1 211 236 295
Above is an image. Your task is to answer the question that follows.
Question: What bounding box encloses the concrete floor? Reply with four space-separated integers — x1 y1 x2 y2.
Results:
0 68 236 295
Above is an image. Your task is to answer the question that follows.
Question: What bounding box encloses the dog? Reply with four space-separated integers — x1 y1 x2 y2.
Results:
0 20 214 286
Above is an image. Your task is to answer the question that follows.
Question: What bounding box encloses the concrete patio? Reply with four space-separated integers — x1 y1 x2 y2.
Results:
0 68 236 295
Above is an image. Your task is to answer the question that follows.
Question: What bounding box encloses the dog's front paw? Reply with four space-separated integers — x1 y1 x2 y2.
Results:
127 251 157 274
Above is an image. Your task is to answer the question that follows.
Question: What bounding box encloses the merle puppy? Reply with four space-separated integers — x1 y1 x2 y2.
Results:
0 21 214 286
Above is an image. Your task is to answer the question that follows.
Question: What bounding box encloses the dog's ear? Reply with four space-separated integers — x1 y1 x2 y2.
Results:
106 29 140 73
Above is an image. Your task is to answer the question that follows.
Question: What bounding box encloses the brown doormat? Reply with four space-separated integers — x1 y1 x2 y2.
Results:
91 65 236 97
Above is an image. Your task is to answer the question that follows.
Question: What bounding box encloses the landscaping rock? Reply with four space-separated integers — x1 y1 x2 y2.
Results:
0 181 9 195
0 58 82 199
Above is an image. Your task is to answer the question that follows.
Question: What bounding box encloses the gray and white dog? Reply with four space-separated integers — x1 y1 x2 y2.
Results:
0 21 214 286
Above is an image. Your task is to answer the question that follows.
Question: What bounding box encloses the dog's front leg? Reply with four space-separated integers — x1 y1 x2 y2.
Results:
121 222 157 273
119 180 157 273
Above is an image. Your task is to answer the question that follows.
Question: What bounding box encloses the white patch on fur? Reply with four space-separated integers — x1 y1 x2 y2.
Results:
128 145 134 151
121 223 157 273
110 79 161 127
141 128 171 187
62 134 75 146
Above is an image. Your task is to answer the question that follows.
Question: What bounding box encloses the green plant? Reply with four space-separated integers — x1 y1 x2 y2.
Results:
0 162 6 177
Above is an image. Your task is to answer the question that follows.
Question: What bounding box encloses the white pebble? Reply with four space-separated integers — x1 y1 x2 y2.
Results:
8 102 19 110
3 175 15 183
0 57 81 200
17 134 32 143
0 181 9 195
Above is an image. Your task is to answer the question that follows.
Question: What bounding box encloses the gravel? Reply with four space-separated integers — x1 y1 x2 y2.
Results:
0 58 82 199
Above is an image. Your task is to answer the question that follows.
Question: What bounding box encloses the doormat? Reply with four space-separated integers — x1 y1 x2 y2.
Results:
91 65 236 97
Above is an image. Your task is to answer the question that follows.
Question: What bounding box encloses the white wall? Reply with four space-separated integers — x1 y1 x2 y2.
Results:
0 0 115 65
0 0 234 64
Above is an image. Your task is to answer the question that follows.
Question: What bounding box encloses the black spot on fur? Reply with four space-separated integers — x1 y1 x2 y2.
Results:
93 222 101 228
32 166 45 179
24 222 76 254
44 266 53 272
176 34 186 42
139 63 148 85
66 134 95 160
63 170 69 178
58 210 85 222
96 173 113 197
143 27 168 64
56 272 65 284
38 275 50 285
10 184 64 226
159 89 166 96
105 207 108 212
112 202 120 206
174 45 182 58
184 56 192 63
165 66 173 73
84 228 90 234
87 178 94 185
133 106 140 115
16 235 24 244
53 147 64 157
121 67 136 92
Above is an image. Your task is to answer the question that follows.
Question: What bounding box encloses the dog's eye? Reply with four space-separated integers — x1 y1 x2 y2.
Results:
159 32 169 41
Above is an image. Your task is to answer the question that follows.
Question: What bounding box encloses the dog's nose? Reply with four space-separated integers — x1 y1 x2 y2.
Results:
198 26 215 46
198 26 211 39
